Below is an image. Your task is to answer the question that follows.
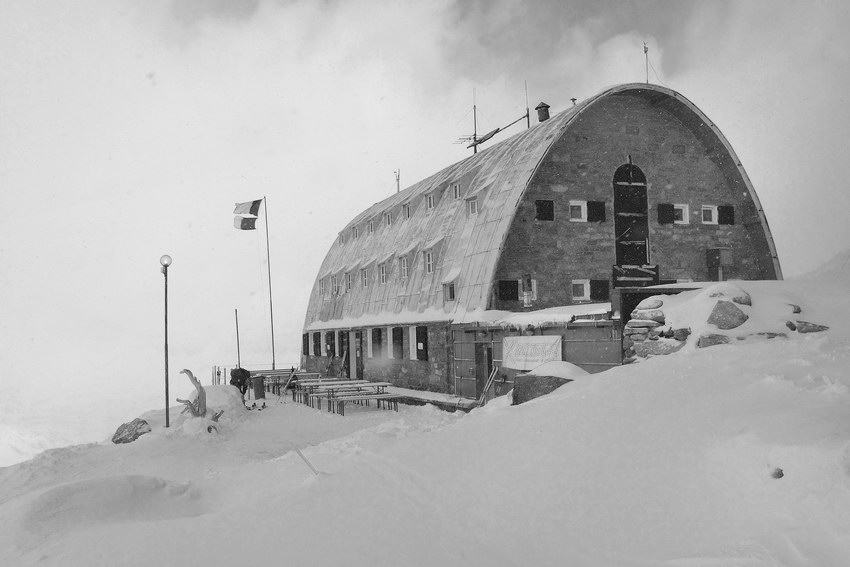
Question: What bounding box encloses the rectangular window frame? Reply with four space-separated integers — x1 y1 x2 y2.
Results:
403 203 411 219
425 251 434 274
673 204 690 224
384 212 392 227
352 226 359 239
368 220 374 234
569 200 588 222
345 272 352 291
379 263 387 285
571 279 590 301
444 282 456 302
360 268 368 288
701 205 718 225
400 256 409 280
451 183 461 200
427 194 435 210
466 197 478 216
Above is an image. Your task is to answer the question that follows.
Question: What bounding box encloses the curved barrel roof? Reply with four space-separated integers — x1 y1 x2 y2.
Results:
303 83 781 331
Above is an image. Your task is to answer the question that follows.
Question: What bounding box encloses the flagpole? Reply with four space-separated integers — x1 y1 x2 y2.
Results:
263 196 276 370
235 308 241 368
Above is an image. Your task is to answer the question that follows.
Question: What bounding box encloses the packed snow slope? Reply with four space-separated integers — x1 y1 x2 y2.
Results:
1 278 850 566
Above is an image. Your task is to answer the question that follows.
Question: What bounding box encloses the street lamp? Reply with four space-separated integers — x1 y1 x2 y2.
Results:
160 254 172 428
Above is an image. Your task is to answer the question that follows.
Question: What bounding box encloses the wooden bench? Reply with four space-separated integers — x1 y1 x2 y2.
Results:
333 393 400 416
294 379 366 404
249 370 320 396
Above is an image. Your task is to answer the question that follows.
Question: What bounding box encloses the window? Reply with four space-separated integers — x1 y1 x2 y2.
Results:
319 279 325 296
384 213 392 227
379 263 387 284
371 328 383 358
467 197 478 216
302 333 309 356
674 204 689 224
571 279 590 301
332 276 340 295
345 272 352 291
718 205 735 225
569 200 587 222
312 332 321 356
425 251 434 274
415 325 429 361
589 279 610 301
352 226 359 239
452 183 461 199
403 204 411 219
368 220 374 234
444 282 456 302
338 233 345 245
325 331 336 357
535 200 554 221
519 276 537 300
360 268 368 288
392 327 404 359
701 205 718 225
498 280 520 301
400 256 409 279
587 201 606 222
427 194 435 210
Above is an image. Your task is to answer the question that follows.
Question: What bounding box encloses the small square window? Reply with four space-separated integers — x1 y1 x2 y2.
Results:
444 282 456 302
425 251 434 274
674 204 689 224
451 183 460 200
569 201 587 222
571 279 590 300
702 205 718 225
535 200 554 221
360 268 368 287
379 263 387 285
400 256 409 279
467 198 478 216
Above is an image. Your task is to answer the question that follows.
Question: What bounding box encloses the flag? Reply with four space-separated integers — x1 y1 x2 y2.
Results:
234 216 257 230
234 199 262 216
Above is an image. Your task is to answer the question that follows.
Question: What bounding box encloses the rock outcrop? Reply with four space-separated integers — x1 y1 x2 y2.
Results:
112 418 152 444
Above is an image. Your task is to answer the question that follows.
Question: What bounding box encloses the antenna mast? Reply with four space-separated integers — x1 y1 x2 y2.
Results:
525 80 530 129
394 169 400 193
472 88 478 154
644 42 649 84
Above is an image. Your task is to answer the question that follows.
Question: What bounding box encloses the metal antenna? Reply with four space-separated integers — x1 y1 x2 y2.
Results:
525 80 530 128
644 42 649 84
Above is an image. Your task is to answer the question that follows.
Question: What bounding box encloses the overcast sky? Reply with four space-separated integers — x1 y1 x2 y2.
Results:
2 0 849 405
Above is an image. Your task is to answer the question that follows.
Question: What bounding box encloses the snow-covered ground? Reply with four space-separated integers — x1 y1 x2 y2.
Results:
1 272 850 565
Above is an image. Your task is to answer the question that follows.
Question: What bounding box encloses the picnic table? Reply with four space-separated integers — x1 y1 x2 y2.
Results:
294 379 399 415
249 369 320 396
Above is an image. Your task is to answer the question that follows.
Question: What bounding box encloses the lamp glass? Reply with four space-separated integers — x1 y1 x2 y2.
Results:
159 254 172 267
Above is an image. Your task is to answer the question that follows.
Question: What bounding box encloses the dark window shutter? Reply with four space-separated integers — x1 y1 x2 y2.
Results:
718 205 735 225
302 334 309 356
392 327 404 359
535 200 554 221
498 280 519 301
415 325 429 361
589 279 610 301
657 203 675 224
587 201 606 222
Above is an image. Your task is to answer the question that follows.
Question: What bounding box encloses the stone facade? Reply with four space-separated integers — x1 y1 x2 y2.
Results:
493 93 777 311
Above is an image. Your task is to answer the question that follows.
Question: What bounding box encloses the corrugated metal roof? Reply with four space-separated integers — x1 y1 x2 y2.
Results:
303 83 782 330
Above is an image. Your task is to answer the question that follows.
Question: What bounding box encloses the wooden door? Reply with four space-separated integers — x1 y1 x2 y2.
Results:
613 163 649 266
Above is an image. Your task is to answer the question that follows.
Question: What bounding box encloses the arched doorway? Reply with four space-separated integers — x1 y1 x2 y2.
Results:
613 162 649 267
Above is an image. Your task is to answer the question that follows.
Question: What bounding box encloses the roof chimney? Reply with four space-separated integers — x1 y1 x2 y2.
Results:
535 102 550 123
571 98 577 106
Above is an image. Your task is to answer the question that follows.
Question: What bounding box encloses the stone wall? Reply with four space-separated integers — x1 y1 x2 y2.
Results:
302 323 453 393
493 93 776 311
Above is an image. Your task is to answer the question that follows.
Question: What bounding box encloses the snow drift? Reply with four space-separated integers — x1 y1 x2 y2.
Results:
1 277 849 566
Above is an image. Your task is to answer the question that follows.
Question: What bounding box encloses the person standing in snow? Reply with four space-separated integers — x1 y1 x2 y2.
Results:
229 367 250 397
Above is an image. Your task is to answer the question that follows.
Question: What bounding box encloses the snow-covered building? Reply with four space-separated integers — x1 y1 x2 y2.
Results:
301 83 782 399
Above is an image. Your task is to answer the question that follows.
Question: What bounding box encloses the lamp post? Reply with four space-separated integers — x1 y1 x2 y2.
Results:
160 254 172 428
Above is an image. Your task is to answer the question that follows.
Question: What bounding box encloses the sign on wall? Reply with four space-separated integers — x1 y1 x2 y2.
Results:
502 335 562 371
